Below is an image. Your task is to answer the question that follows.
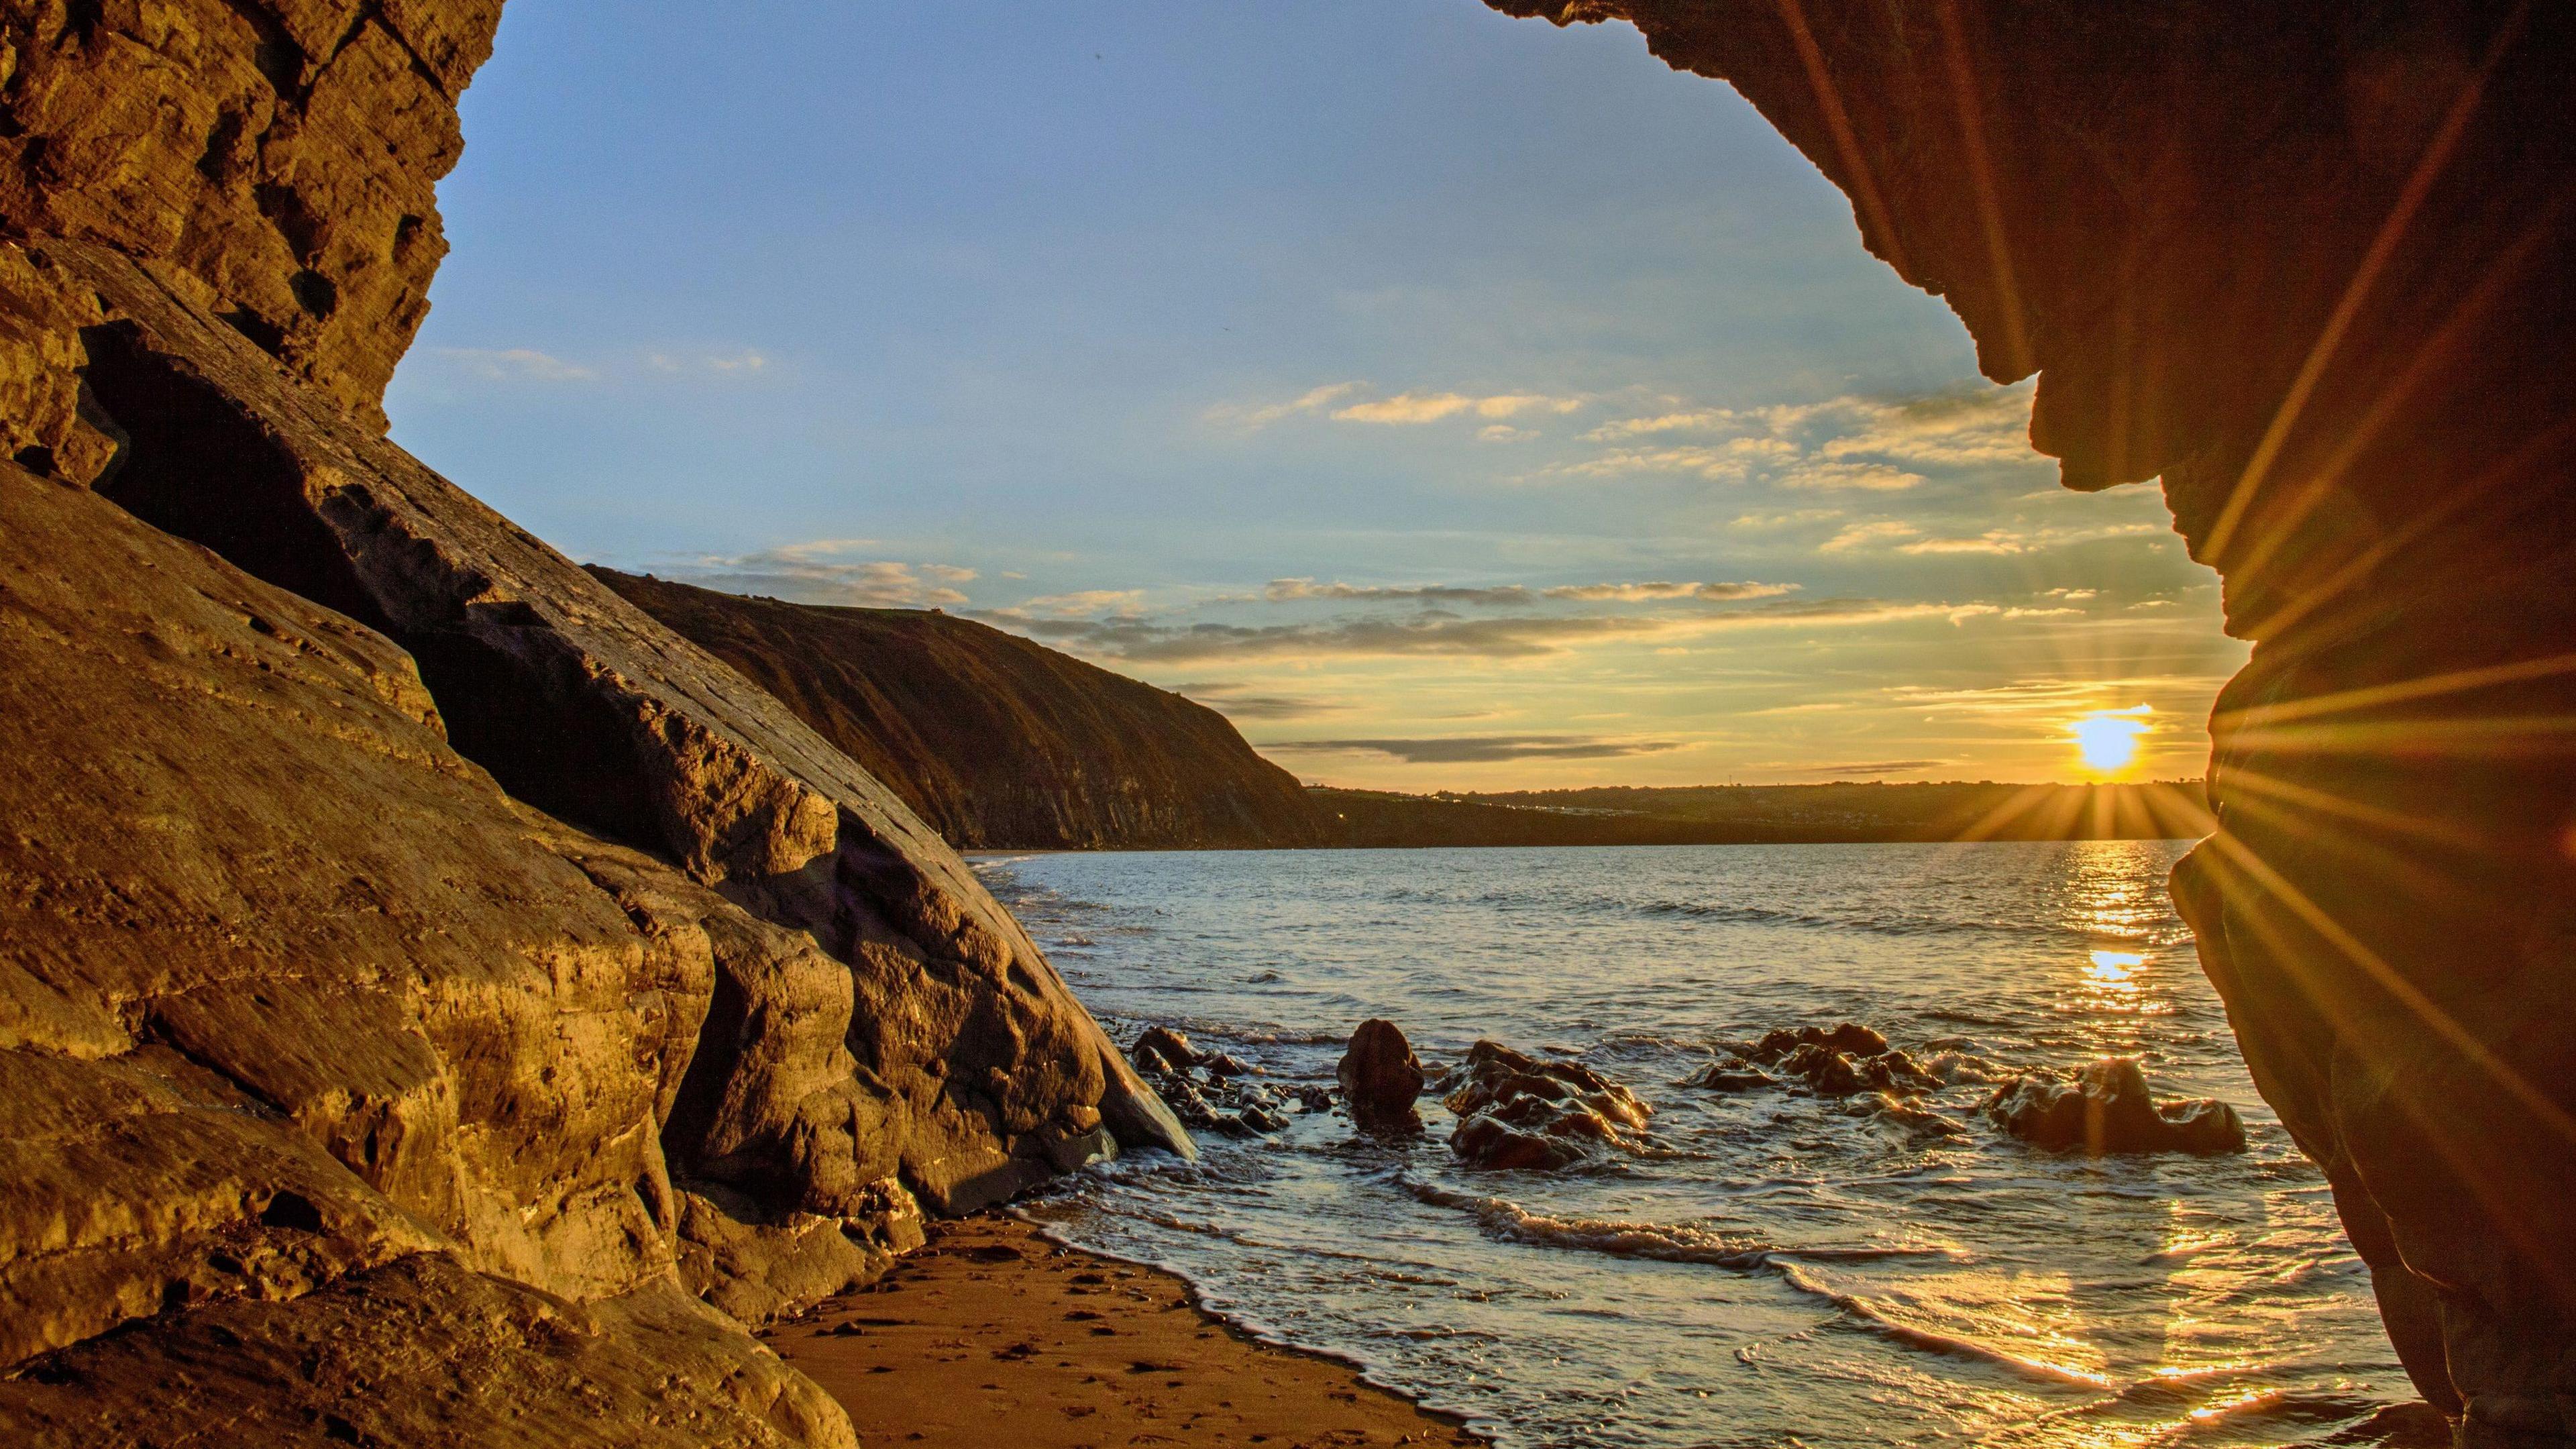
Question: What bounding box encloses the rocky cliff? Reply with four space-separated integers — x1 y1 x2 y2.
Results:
0 5 1185 1444
592 570 1332 851
1492 2 2576 1438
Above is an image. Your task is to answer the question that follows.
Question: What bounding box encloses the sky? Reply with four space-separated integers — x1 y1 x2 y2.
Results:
386 0 2245 790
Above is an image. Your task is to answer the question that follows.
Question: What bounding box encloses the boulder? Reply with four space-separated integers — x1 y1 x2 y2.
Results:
1444 1040 1651 1170
1731 1024 1941 1099
1133 1026 1201 1074
1984 1059 2249 1157
1337 1019 1428 1128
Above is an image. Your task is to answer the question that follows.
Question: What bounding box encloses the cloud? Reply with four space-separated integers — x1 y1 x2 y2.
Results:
1010 588 1146 618
1257 578 1796 608
1264 579 1538 606
656 541 976 606
1171 682 1349 722
1580 409 1737 441
1819 520 1921 553
1558 384 2033 493
1330 391 1582 425
1207 382 1364 429
1258 735 1683 763
436 347 595 382
645 350 775 376
1479 424 1540 443
982 595 2003 664
1782 759 1946 777
1776 459 1925 492
1895 521 2162 555
1539 580 1798 602
1552 437 1798 482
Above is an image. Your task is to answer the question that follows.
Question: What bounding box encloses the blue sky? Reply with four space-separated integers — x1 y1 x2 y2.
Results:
388 0 2242 787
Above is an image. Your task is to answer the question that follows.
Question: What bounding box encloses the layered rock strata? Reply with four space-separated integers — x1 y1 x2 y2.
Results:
0 1 1187 1440
593 569 1332 851
1493 1 2576 1434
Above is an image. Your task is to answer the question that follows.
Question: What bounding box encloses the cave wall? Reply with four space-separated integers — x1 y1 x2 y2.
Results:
1488 1 2576 1439
0 1 1189 1441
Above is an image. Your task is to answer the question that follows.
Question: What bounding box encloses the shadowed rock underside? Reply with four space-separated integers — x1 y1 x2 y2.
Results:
1491 1 2576 1439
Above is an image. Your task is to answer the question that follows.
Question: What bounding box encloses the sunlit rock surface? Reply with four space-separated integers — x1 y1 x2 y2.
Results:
0 3 1187 1440
1492 1 2576 1434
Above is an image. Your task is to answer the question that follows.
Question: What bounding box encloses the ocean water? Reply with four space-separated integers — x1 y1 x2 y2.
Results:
975 843 2414 1449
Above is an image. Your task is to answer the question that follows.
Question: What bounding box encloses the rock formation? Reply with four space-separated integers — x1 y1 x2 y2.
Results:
1984 1059 2249 1157
1444 1041 1652 1171
1338 1018 1428 1130
0 3 1186 1442
1491 1 2576 1434
593 570 1333 851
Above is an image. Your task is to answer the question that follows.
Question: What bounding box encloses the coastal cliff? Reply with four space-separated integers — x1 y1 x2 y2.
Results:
1491 1 2576 1437
0 5 1184 1444
591 569 1332 851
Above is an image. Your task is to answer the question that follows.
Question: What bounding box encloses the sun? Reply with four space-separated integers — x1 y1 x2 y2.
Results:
2069 706 2153 777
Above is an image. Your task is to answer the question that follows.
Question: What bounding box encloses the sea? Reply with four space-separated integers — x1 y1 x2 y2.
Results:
973 841 2416 1449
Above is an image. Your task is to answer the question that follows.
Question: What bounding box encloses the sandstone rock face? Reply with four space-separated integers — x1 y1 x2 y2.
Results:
592 568 1333 851
48 239 1189 1209
0 0 501 428
0 464 845 1444
0 1 1190 1434
1493 2 2576 1433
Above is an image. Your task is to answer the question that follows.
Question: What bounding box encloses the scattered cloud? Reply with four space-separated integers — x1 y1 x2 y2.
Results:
983 595 2006 664
1820 521 1922 553
1897 522 2161 555
436 347 595 382
1554 437 1797 482
646 349 775 376
1263 579 1539 606
1777 459 1925 492
658 541 976 606
1540 580 1798 602
1010 588 1147 618
1257 578 1797 608
1207 381 1364 429
1332 391 1583 425
1258 735 1683 763
1171 682 1350 722
1479 424 1540 443
1782 759 1946 777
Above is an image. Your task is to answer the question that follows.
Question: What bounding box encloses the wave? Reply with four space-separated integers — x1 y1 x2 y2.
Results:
1399 1177 1949 1271
1773 1263 2112 1389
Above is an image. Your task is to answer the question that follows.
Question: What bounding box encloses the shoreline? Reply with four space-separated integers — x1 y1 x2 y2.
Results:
769 1213 1488 1448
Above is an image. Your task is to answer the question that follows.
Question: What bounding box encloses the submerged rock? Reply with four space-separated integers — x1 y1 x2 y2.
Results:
1131 1027 1291 1138
1983 1059 2247 1156
1710 1022 1941 1099
1444 1040 1651 1171
1338 1019 1428 1130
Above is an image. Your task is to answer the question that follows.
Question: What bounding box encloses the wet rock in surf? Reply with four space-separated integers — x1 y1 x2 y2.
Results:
1445 1040 1652 1171
1699 1022 1939 1099
1338 1018 1428 1130
1130 1027 1292 1138
1132 1026 1201 1073
1983 1058 2247 1156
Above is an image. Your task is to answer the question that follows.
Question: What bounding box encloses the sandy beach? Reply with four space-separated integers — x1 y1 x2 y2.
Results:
765 1214 1487 1449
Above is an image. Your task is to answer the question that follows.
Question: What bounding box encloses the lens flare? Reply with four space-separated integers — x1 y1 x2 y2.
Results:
2070 706 2153 776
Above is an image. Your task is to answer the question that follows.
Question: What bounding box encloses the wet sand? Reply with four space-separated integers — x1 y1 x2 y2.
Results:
767 1214 1487 1448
